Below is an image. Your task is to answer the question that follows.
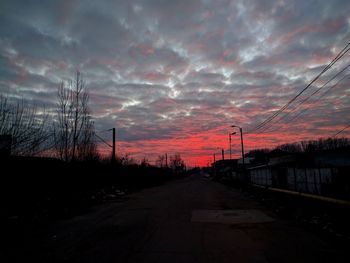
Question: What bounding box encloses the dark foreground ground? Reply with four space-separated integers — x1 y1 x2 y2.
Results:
2 172 349 263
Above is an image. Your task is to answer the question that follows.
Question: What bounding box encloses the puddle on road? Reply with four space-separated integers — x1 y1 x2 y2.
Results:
191 209 274 224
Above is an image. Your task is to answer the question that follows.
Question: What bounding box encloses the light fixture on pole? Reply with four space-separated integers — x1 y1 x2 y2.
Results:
107 128 116 163
229 132 236 160
213 147 223 163
231 125 245 166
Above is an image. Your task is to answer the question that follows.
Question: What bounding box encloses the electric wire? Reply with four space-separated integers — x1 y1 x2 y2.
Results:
258 64 350 134
247 42 350 134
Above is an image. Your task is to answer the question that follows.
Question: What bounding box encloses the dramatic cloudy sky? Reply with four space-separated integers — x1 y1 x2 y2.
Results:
1 0 350 166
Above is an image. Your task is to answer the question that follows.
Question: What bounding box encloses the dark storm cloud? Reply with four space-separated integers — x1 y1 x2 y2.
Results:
1 0 350 161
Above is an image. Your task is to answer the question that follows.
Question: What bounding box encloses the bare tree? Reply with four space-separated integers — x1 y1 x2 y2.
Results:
156 154 166 168
119 153 136 166
169 154 186 172
277 142 302 153
277 137 350 154
0 95 50 156
53 72 98 162
140 157 150 167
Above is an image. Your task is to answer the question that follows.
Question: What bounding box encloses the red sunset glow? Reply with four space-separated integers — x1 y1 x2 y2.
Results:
1 1 350 166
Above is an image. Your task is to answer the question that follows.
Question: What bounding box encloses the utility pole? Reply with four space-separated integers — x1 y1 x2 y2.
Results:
240 127 245 166
213 153 216 177
231 125 245 166
165 153 168 168
94 129 115 163
229 133 231 160
221 148 224 160
112 128 116 163
229 132 236 160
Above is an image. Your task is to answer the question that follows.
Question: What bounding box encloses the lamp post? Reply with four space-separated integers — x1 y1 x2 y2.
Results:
95 128 116 163
229 132 236 160
214 147 223 162
105 128 116 163
112 128 116 162
231 125 245 166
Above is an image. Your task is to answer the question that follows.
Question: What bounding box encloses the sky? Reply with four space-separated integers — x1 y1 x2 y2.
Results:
1 0 350 166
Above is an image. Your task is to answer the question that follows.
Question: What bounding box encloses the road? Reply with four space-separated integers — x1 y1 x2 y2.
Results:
10 173 348 262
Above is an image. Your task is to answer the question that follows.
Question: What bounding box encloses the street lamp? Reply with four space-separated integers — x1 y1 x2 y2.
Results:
231 125 245 166
213 147 224 163
229 132 236 160
218 147 225 160
105 128 116 163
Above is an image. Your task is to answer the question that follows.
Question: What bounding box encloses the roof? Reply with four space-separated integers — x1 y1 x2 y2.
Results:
212 159 239 168
267 149 291 158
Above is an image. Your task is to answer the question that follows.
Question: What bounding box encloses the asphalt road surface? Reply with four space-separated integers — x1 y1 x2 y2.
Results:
8 172 349 262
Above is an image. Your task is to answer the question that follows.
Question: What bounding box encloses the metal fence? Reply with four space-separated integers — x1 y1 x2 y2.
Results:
249 166 350 200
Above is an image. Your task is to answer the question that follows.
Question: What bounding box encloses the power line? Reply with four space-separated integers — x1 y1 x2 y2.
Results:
258 64 350 134
333 123 350 138
94 133 112 148
95 129 112 133
284 72 349 123
280 63 350 120
247 42 350 134
250 45 350 134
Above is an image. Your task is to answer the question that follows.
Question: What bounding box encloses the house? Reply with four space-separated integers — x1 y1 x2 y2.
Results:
212 159 239 180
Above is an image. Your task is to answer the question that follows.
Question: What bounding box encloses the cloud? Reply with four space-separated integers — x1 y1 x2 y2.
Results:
1 0 350 165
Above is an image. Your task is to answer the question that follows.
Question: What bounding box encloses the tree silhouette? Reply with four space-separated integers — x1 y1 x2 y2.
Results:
156 154 166 168
169 154 185 172
0 95 49 156
53 72 98 162
277 137 350 153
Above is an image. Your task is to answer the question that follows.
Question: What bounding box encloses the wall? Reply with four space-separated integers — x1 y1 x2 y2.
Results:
249 166 340 197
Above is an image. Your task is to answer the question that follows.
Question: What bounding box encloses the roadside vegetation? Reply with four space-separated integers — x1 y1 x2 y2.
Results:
1 72 190 223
